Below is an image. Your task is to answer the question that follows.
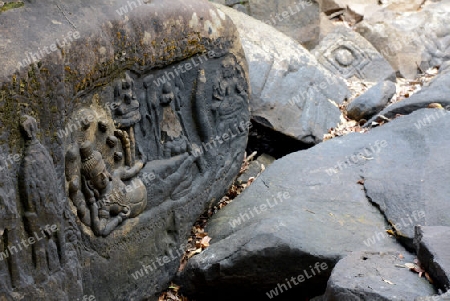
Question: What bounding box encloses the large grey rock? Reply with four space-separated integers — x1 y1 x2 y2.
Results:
346 81 396 121
210 0 321 49
321 251 436 300
178 109 450 300
0 1 250 300
248 0 321 49
362 110 450 249
312 26 396 82
356 1 450 79
215 4 351 145
415 226 450 292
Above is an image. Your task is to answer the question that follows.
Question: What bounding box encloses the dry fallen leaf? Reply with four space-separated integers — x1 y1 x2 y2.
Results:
187 248 202 259
200 236 211 249
386 229 395 236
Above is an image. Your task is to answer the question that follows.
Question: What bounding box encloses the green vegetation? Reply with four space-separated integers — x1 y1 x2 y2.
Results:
0 1 24 14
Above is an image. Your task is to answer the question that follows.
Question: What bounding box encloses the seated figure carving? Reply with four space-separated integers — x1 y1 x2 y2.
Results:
212 56 247 123
79 141 147 237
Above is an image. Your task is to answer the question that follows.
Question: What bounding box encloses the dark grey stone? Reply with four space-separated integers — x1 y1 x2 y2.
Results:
415 291 450 301
236 153 275 184
248 0 321 49
322 251 436 300
0 1 250 300
366 68 450 126
177 109 450 300
346 81 396 121
415 226 450 293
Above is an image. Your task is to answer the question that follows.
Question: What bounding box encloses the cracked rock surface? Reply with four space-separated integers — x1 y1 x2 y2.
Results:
177 108 450 300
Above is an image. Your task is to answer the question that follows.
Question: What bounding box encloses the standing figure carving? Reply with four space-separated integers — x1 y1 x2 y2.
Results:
19 115 65 282
159 82 189 158
113 72 141 166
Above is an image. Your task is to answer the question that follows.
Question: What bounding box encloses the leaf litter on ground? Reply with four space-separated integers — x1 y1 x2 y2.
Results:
324 67 440 141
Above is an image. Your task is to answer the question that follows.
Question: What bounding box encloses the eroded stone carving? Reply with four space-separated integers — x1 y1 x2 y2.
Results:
321 39 370 79
159 82 189 158
113 73 141 166
19 115 66 282
64 73 149 237
79 141 147 236
312 26 395 82
64 55 249 238
0 181 26 291
212 57 248 135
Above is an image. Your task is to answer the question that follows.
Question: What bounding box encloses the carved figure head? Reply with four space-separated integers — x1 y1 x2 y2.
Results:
160 82 174 106
20 115 38 141
80 142 111 191
221 57 236 79
114 72 136 105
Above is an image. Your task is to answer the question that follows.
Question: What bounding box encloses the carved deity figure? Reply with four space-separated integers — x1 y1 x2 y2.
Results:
159 82 189 158
19 115 65 282
211 56 247 131
79 141 147 237
113 72 141 166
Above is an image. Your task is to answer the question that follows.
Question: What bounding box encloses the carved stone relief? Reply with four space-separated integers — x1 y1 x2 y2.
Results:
0 167 26 292
312 26 396 82
63 54 249 237
64 78 148 236
19 115 66 282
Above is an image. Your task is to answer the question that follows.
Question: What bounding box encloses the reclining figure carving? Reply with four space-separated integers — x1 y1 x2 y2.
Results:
78 141 147 237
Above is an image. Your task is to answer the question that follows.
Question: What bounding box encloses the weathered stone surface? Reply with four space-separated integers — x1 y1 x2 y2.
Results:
247 0 321 49
214 4 350 145
415 291 450 301
362 110 450 249
318 0 379 21
355 1 450 79
0 1 250 300
236 153 275 185
366 67 450 125
178 109 450 300
320 252 436 300
346 80 396 121
385 0 425 12
415 226 450 293
312 26 396 82
210 0 321 48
